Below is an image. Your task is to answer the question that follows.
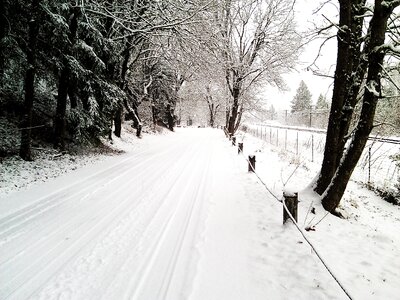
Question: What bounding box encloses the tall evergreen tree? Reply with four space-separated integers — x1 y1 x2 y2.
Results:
315 94 329 109
19 0 42 161
290 80 312 113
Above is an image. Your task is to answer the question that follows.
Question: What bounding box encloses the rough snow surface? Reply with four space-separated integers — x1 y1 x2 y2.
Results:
1 128 399 299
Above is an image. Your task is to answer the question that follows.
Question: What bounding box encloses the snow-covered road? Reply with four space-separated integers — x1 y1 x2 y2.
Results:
1 129 220 299
2 128 398 300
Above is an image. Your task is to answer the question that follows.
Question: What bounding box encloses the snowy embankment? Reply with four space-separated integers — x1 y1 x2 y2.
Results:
0 128 399 299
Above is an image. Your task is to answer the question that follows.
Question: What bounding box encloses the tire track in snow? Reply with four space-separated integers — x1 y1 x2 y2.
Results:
0 141 183 240
0 141 185 265
127 139 214 300
0 140 197 299
30 142 205 300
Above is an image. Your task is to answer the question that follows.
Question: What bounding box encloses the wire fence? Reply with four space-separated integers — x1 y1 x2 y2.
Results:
223 130 353 300
272 109 330 129
248 124 400 194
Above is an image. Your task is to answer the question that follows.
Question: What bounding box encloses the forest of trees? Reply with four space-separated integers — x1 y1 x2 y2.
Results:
1 0 204 160
1 0 400 213
0 0 302 160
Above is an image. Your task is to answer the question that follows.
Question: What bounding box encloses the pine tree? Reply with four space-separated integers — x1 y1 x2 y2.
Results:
291 80 312 113
315 94 329 109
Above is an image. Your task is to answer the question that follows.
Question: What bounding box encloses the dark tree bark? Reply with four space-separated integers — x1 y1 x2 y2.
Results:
81 87 90 111
123 98 142 137
206 85 220 128
315 0 366 194
54 4 79 150
227 75 241 134
54 67 69 150
99 0 117 140
321 0 398 212
0 0 7 81
19 0 40 161
118 34 143 138
113 106 122 137
68 87 78 109
166 103 174 131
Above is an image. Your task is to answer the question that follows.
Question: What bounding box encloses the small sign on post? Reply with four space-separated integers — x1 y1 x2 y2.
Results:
248 155 256 172
232 136 236 146
283 191 298 224
238 142 243 154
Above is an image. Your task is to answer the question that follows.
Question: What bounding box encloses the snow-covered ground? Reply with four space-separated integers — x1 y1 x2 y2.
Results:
248 124 400 194
1 128 399 299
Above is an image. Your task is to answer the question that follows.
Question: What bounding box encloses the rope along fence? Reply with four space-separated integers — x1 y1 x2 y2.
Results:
223 129 353 300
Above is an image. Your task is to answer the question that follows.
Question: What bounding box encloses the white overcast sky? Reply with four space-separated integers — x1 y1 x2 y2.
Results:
263 0 339 110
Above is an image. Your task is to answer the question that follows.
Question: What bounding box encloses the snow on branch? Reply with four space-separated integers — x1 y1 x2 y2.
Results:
382 0 400 10
365 80 380 97
373 43 400 56
379 63 400 93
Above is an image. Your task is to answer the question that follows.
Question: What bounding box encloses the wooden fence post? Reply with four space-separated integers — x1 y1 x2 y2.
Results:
283 192 298 224
232 136 236 146
238 142 243 154
248 155 256 172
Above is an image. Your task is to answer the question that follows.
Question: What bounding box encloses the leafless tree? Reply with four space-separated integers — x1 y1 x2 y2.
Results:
213 0 302 134
313 0 400 213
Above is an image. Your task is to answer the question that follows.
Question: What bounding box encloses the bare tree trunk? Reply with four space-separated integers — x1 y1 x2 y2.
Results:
119 33 144 138
113 106 122 137
225 104 230 129
209 103 215 127
54 67 69 150
0 0 7 81
234 106 242 132
228 78 241 134
206 85 219 128
54 4 79 150
19 0 40 161
167 103 174 131
321 0 395 212
315 0 365 194
123 98 142 137
68 88 78 109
